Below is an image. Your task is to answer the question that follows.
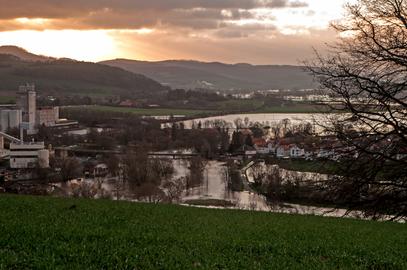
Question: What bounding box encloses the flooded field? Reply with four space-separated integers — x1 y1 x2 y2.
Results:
51 158 376 220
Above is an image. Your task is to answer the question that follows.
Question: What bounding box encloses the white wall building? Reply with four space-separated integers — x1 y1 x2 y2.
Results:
290 145 305 158
9 142 49 169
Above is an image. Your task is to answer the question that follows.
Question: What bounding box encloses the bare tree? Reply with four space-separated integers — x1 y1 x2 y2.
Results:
51 157 82 182
224 160 244 192
163 177 186 203
124 151 174 201
186 156 207 190
233 118 243 130
307 0 407 219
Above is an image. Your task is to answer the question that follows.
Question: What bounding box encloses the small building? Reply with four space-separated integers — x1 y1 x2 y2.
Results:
119 100 137 107
276 144 291 158
290 145 305 158
93 163 109 177
253 138 269 154
9 142 49 169
36 106 59 127
236 145 257 158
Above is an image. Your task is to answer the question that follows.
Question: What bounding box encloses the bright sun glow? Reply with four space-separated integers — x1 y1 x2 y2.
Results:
0 30 116 61
14 17 50 25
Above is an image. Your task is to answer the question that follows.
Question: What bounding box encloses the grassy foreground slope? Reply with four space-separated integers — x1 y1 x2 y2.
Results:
0 195 406 269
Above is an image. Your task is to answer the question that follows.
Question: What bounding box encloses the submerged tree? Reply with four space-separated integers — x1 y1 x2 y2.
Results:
186 156 207 190
124 151 174 201
307 0 407 219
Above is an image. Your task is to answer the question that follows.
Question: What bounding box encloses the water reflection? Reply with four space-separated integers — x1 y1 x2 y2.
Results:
53 159 392 220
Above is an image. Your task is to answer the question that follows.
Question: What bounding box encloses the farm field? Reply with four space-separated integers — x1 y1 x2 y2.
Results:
0 96 16 104
63 105 217 117
273 159 339 175
215 99 265 112
0 194 406 269
253 103 329 114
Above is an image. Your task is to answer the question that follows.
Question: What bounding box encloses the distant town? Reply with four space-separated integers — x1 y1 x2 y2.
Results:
0 0 406 268
0 82 405 219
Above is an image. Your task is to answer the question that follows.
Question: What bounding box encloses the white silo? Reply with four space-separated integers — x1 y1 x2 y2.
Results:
27 89 36 128
9 110 22 130
0 110 9 132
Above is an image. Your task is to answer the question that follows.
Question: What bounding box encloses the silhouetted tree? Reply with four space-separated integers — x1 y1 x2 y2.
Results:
307 0 407 220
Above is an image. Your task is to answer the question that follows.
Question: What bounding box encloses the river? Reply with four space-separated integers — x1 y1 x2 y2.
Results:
53 158 350 217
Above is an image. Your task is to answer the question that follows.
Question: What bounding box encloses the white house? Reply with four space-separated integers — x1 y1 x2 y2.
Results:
290 145 305 158
276 145 290 158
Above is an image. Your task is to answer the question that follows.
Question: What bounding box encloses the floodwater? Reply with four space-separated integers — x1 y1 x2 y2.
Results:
180 113 323 129
179 160 270 211
163 112 344 135
53 159 346 216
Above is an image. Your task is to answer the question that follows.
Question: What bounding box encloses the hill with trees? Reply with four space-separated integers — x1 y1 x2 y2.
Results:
0 45 53 62
100 59 317 91
0 48 168 98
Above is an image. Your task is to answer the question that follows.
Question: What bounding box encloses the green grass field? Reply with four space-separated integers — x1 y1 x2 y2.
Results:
254 103 329 114
64 105 217 117
0 195 406 269
273 159 339 175
215 99 265 111
0 96 16 104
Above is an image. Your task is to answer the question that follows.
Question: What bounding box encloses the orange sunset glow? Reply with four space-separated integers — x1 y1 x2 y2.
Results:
0 0 353 64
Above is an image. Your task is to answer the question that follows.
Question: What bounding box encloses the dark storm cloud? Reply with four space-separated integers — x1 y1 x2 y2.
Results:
0 0 307 30
214 23 277 39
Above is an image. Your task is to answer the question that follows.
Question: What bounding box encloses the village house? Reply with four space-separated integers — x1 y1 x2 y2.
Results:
276 144 291 158
253 138 269 154
119 99 137 107
236 145 257 158
289 145 305 158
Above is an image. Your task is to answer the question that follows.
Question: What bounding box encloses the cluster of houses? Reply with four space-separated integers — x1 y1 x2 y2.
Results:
246 135 407 161
250 137 342 160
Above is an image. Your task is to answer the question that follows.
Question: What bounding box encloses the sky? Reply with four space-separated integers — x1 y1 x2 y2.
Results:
0 0 352 65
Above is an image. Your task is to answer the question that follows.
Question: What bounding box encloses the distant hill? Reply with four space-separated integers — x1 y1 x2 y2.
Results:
100 59 317 91
0 46 54 62
0 52 168 98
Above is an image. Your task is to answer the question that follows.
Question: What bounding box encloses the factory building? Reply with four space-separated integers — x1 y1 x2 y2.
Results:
9 142 49 169
17 83 37 132
0 109 22 132
36 106 59 127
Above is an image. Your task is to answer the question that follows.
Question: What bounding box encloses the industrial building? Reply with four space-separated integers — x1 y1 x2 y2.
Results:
0 109 22 132
12 83 62 129
9 142 49 169
17 83 37 132
36 106 59 127
0 84 52 170
0 130 49 169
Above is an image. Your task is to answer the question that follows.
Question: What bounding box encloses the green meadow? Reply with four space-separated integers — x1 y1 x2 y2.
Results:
0 195 406 269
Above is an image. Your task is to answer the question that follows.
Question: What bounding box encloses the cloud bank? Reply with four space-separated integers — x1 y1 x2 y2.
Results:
0 0 343 64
